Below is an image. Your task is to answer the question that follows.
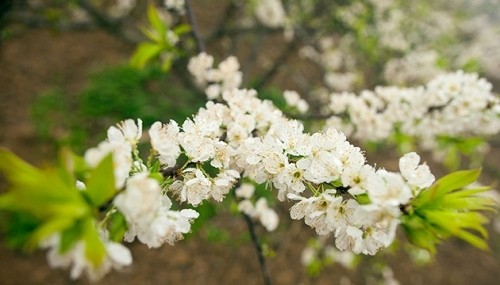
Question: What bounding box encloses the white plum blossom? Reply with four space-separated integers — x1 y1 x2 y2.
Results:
164 0 185 14
149 121 181 168
178 120 217 162
85 122 139 189
187 53 243 99
235 183 256 199
216 56 243 91
370 170 412 207
238 197 279 232
211 141 234 169
173 168 212 206
188 52 214 85
283 90 309 113
42 232 132 281
335 225 363 254
115 173 199 248
107 119 142 146
275 163 306 199
212 169 240 202
114 173 162 223
399 152 435 189
108 0 136 18
254 0 286 28
254 198 279 231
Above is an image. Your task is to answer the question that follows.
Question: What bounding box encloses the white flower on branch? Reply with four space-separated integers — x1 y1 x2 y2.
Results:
164 0 185 15
149 120 181 168
399 152 435 189
115 173 199 248
284 90 309 113
85 119 142 188
254 0 286 28
42 233 132 281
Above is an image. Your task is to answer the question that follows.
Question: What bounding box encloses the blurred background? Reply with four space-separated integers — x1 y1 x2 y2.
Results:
1 0 500 284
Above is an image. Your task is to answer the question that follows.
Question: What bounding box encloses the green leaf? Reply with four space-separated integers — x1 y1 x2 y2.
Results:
356 193 371 205
455 229 489 250
108 210 128 242
130 43 164 69
59 221 83 254
173 24 191 35
27 217 75 251
82 218 107 268
440 188 496 211
147 5 166 38
403 168 493 252
435 169 481 194
0 149 88 219
0 148 44 187
161 55 174 72
0 149 92 251
416 169 481 206
401 215 438 254
0 211 40 250
58 148 88 181
85 154 116 207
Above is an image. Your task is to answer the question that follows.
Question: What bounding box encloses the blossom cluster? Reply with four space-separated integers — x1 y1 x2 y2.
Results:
324 71 500 156
147 86 433 256
298 0 500 89
254 0 287 28
284 90 309 114
41 229 132 281
188 52 243 99
55 53 442 279
54 58 438 280
105 85 435 259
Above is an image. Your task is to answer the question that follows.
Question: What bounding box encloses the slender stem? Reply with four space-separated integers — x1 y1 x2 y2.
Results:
242 212 272 285
185 0 205 53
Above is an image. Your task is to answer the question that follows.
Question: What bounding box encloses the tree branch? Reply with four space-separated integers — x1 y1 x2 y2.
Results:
185 0 205 53
242 212 272 285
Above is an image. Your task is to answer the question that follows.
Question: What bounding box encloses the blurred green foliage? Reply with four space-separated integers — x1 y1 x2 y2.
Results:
401 169 495 254
32 64 205 152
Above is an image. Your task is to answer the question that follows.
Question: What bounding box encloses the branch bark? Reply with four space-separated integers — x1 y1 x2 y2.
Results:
242 212 272 285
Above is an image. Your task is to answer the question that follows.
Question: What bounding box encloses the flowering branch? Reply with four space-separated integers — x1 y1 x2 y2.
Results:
242 212 272 285
2 50 495 281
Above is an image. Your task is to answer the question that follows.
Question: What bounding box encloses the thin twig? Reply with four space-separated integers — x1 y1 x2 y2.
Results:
185 0 205 53
242 212 272 285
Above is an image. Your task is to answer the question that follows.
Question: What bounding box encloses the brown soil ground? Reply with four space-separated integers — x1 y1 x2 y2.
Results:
1 15 500 285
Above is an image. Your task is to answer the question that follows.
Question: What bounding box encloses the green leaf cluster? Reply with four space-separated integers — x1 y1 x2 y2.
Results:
0 148 118 269
130 5 191 71
401 169 496 254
